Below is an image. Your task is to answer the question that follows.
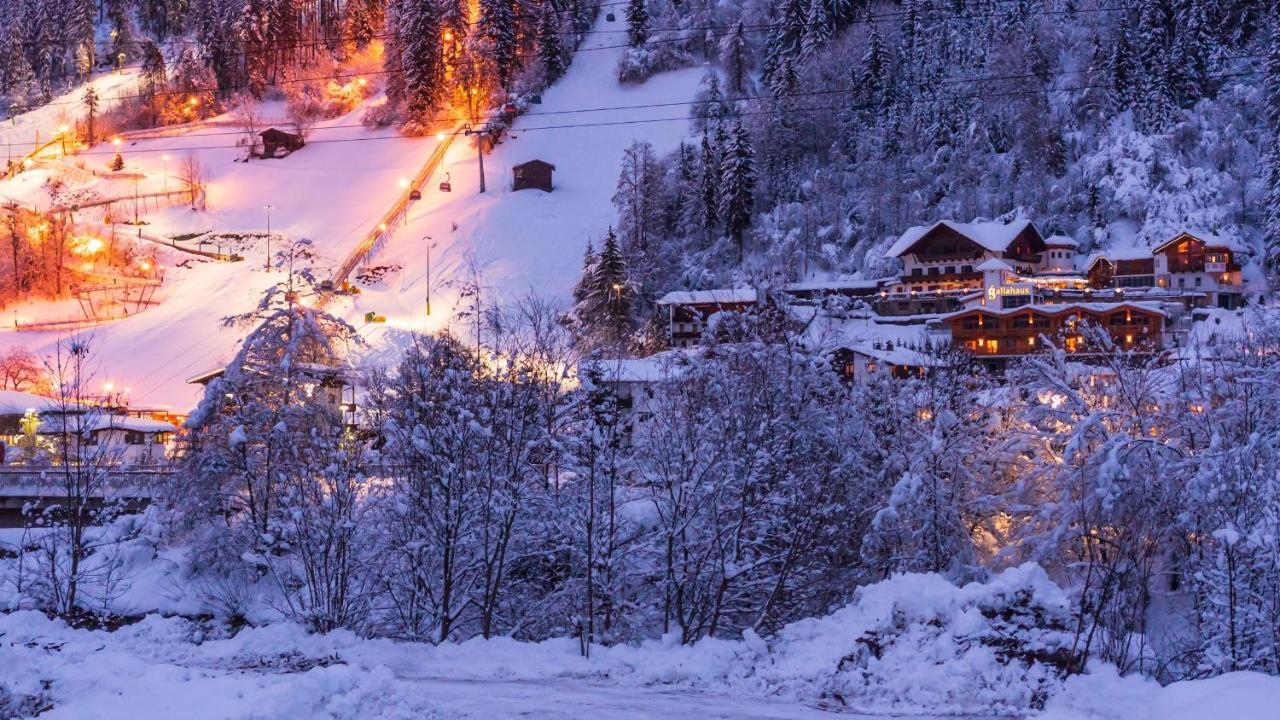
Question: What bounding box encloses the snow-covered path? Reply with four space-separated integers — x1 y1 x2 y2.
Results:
382 676 852 719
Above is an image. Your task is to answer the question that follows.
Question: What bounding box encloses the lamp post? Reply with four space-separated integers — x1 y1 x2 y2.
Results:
424 236 437 316
264 204 274 271
161 154 169 193
463 121 486 194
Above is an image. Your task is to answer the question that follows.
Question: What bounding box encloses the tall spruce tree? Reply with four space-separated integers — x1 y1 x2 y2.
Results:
480 0 520 88
700 131 720 239
538 3 567 83
583 228 633 348
626 0 649 47
721 21 749 95
719 122 756 256
1264 15 1280 281
391 0 446 124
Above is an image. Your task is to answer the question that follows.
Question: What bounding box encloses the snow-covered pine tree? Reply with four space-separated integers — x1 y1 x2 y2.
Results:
343 0 383 50
700 131 719 239
765 57 801 203
140 41 166 98
719 122 756 256
441 0 468 50
1106 19 1137 113
233 0 270 98
538 2 568 83
1172 0 1217 104
1134 0 1177 133
626 0 649 48
800 0 832 60
761 0 806 86
480 0 520 88
572 240 596 305
1266 13 1280 283
390 0 446 126
721 20 748 95
106 0 135 65
587 228 633 347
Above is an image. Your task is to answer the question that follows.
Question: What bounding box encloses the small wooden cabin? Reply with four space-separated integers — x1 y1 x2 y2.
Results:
260 128 305 158
513 159 555 192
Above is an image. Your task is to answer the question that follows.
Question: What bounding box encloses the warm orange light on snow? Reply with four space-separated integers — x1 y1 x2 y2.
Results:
71 236 105 256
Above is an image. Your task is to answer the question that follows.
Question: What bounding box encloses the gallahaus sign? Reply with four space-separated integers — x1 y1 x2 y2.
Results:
987 285 1032 300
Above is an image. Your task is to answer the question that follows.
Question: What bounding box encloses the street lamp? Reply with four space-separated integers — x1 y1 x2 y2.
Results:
423 236 437 316
398 177 409 190
264 204 274 270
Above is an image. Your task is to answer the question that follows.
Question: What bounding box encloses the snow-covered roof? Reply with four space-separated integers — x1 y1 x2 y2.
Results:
945 300 1168 319
656 288 757 306
784 279 885 292
0 390 77 416
1044 234 1078 247
37 413 178 435
1151 231 1251 255
844 341 945 368
975 258 1014 272
580 353 688 384
1082 247 1153 269
89 416 179 434
885 218 1038 258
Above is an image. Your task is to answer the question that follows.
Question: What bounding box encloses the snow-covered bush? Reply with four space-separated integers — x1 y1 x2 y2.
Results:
615 43 694 84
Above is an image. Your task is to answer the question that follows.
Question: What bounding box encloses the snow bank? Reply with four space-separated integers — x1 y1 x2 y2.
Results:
1 565 1275 719
1041 663 1280 720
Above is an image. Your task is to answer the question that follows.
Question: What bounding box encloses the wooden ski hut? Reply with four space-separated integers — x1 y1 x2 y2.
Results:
513 159 555 192
260 128 305 158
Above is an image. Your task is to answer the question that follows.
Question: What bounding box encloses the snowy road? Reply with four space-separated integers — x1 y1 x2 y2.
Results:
390 676 852 719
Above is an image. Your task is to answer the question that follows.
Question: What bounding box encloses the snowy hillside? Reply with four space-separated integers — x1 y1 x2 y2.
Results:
334 23 705 336
0 15 704 411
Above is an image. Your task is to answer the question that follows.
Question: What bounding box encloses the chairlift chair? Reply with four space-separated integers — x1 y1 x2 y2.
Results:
531 94 543 104
502 102 517 116
606 11 616 21
409 188 422 200
439 172 452 192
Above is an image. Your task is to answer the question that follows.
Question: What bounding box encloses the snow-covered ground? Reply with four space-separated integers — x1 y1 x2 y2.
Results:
0 69 139 163
2 567 1277 720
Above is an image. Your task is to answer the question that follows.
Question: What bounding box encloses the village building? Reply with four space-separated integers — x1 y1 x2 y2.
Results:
883 219 1049 295
259 128 305 158
829 341 942 381
1150 232 1248 308
651 222 1252 371
655 288 758 348
933 301 1170 371
512 159 555 192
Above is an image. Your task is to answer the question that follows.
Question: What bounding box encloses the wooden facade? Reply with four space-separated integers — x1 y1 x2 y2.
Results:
260 128 305 157
513 159 555 192
946 303 1165 358
894 221 1047 293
